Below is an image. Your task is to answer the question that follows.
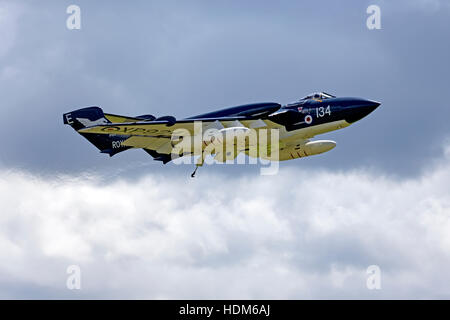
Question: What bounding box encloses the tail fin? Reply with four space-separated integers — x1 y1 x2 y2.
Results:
63 106 131 157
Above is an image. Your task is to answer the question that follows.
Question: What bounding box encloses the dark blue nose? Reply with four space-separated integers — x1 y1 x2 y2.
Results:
344 99 380 123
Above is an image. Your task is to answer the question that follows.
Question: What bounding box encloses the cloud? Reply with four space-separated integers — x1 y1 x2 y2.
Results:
1 144 450 299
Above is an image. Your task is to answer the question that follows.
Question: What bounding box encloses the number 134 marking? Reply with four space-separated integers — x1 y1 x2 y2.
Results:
316 105 331 118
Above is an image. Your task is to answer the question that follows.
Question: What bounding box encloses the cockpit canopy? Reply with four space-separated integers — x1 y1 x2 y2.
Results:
300 92 336 101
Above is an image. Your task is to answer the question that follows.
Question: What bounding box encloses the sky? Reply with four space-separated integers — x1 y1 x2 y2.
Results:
0 0 449 299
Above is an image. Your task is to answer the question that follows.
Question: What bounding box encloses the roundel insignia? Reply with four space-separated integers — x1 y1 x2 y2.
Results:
102 126 120 132
304 115 313 124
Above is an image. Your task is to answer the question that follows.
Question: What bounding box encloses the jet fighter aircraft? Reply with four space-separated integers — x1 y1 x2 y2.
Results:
63 92 380 176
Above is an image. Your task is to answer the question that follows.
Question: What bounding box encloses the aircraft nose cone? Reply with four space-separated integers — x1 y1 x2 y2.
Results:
366 99 381 109
345 99 381 123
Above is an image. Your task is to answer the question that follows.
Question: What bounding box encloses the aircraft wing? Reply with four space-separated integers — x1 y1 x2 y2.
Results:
78 117 251 136
78 116 279 162
65 105 283 164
